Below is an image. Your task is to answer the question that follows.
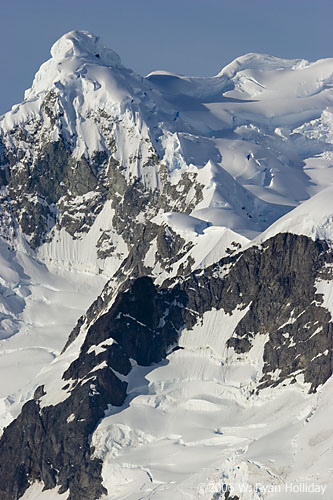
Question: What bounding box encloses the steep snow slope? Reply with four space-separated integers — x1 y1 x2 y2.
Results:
257 184 333 243
0 31 333 500
0 236 106 430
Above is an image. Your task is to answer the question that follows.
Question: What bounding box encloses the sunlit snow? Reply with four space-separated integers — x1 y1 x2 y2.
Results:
1 31 333 499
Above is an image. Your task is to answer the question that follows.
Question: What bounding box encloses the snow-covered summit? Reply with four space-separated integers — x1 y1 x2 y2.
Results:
50 30 121 66
0 30 333 243
1 30 333 248
219 51 333 101
218 52 310 78
24 30 123 100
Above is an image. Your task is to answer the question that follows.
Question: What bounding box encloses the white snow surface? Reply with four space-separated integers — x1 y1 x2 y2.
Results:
21 483 68 499
0 231 106 429
255 184 333 244
0 31 333 499
90 309 333 500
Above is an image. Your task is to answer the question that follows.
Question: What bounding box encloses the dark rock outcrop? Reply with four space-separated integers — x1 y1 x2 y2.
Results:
0 276 183 500
0 370 126 500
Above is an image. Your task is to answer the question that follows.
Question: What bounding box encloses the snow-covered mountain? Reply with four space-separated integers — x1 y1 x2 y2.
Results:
0 30 332 500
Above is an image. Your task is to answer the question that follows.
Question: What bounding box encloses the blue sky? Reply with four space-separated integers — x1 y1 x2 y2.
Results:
0 0 332 115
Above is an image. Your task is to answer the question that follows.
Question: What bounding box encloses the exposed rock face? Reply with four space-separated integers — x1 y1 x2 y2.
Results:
0 373 126 500
63 276 182 382
1 114 199 289
179 233 333 392
1 134 108 247
0 233 332 499
224 234 333 392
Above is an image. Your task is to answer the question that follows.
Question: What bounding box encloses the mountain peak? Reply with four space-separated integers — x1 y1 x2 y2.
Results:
218 52 310 78
1 30 333 500
50 30 122 67
23 30 124 102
